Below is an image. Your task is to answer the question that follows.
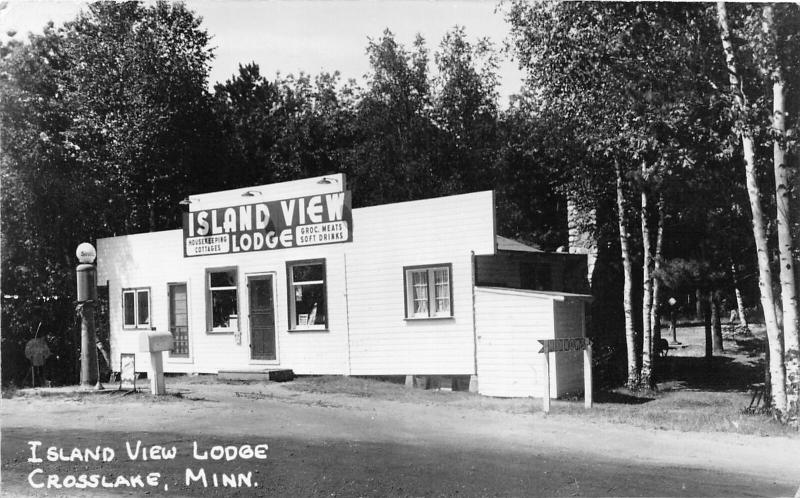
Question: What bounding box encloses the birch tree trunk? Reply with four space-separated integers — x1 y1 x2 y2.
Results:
730 262 749 328
651 196 665 344
764 5 800 416
616 160 638 389
735 286 748 327
640 163 654 388
717 1 787 412
765 344 772 407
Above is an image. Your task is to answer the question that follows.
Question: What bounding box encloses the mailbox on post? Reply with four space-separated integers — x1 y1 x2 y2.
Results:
138 331 173 395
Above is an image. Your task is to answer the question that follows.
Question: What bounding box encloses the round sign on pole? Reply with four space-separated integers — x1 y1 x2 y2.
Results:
76 242 96 264
25 338 51 367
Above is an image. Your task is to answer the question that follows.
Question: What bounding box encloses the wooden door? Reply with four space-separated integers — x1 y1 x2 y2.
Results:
248 275 276 360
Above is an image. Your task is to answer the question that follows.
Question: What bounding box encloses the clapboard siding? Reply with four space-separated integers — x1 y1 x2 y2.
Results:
474 287 589 398
98 230 350 375
474 288 556 398
345 191 495 375
97 190 496 376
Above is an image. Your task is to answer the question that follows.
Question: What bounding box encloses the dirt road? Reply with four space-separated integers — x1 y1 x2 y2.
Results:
2 380 798 497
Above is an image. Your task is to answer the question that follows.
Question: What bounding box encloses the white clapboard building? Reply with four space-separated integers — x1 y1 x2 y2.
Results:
96 174 592 398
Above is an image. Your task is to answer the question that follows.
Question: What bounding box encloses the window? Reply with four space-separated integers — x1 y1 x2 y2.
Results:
287 259 327 330
404 264 453 318
207 268 238 332
122 288 150 328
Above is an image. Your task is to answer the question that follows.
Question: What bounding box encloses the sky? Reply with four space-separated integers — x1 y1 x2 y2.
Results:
1 0 526 100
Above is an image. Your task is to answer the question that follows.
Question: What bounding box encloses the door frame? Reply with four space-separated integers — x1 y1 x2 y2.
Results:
246 272 279 364
166 281 194 363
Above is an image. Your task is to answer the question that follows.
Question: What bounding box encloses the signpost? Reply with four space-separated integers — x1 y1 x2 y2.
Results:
538 337 593 413
25 337 51 387
119 353 136 391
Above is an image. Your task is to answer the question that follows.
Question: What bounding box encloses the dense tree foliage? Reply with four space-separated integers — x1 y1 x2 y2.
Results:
1 1 218 383
213 64 359 189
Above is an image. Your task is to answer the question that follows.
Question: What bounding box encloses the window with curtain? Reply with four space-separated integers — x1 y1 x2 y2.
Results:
404 264 453 318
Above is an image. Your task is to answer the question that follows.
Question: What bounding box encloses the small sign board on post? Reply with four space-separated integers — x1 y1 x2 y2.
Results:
538 337 590 354
538 337 593 413
119 353 136 391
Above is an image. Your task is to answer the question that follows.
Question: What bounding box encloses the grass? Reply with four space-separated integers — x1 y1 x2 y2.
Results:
282 323 798 438
557 390 792 436
283 374 796 437
285 375 544 413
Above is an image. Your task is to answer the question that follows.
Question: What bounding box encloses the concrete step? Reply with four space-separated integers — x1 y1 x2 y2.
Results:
218 369 294 382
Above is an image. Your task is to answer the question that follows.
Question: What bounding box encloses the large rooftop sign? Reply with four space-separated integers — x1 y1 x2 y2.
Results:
182 191 352 257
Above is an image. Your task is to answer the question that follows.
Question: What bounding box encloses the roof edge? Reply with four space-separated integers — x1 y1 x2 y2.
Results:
475 286 594 301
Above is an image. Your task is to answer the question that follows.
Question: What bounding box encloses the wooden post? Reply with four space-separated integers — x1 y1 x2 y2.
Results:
149 352 166 395
542 344 551 413
584 342 593 409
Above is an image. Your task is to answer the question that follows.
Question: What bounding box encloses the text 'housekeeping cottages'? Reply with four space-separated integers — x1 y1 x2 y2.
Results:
97 174 592 398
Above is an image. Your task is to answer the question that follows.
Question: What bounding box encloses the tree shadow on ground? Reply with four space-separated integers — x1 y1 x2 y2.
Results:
656 353 764 392
730 335 767 358
592 327 766 404
593 391 655 405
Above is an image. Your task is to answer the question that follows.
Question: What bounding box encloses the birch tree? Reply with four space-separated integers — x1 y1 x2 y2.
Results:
641 162 654 384
506 1 723 389
651 196 666 344
761 4 799 417
716 2 787 413
616 160 638 387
